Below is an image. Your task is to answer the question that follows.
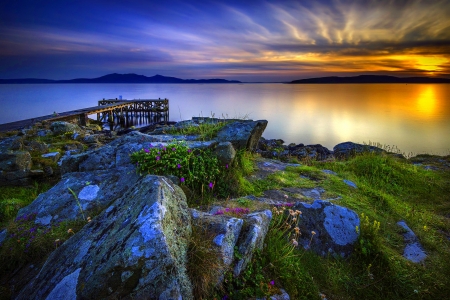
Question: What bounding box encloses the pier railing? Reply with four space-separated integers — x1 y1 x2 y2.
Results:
96 98 169 124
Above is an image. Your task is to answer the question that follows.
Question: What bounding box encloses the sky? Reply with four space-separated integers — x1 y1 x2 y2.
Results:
1 0 450 82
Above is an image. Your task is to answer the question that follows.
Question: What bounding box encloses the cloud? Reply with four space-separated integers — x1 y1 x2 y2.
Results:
0 0 449 81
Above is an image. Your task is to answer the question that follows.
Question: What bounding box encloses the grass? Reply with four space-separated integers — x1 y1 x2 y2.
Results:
228 151 450 300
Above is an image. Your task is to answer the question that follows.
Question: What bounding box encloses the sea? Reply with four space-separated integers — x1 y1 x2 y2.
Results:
0 83 449 155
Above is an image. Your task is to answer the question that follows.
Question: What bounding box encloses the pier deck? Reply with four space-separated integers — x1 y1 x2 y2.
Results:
0 98 169 132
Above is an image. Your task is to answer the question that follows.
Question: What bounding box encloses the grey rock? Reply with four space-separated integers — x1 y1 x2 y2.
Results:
16 166 141 227
0 229 7 245
0 151 32 186
397 220 427 263
24 140 48 153
16 175 193 300
60 131 217 174
29 169 45 178
333 142 384 159
322 169 337 176
257 289 290 300
291 144 333 161
214 141 236 165
37 129 52 137
190 209 243 271
50 121 82 135
234 210 272 276
83 134 100 144
293 200 360 257
41 152 61 163
0 136 23 152
343 179 357 189
216 120 268 151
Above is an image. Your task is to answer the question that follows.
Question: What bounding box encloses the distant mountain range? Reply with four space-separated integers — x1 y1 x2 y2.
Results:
0 73 241 84
289 75 450 84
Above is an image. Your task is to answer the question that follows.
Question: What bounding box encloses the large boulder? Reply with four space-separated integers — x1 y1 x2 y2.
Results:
16 175 193 300
216 120 268 151
333 142 384 159
293 200 360 257
16 166 141 226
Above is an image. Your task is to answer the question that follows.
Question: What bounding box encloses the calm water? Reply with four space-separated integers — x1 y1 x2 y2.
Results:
0 83 449 155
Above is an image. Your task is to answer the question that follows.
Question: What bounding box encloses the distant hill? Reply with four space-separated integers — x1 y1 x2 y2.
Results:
289 75 450 84
0 73 242 84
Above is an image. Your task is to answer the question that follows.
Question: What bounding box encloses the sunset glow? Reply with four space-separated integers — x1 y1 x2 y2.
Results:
0 0 449 82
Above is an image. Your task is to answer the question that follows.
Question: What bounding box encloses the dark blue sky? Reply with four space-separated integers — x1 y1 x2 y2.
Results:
1 0 449 82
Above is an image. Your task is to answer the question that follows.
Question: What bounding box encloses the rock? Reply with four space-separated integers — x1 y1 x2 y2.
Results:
333 142 384 159
233 210 272 276
190 209 243 276
16 175 193 300
43 165 54 176
60 131 217 174
216 120 268 151
41 152 61 163
0 136 23 152
292 200 360 257
214 141 236 165
257 289 290 300
29 169 45 178
50 121 82 135
83 134 100 144
24 140 48 153
291 144 333 161
37 129 52 137
343 179 357 189
252 158 300 180
16 166 141 227
322 169 337 176
0 229 7 245
397 220 427 263
0 151 32 186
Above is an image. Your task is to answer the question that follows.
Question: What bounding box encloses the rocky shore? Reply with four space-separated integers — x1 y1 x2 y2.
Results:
0 117 448 299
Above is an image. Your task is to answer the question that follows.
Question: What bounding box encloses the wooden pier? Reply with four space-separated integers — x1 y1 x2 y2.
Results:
0 98 169 132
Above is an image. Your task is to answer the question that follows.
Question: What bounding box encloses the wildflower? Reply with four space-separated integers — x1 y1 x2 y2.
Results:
291 239 298 247
87 216 92 223
270 280 275 286
292 217 297 222
172 147 176 151
67 228 74 234
187 149 192 153
156 156 160 161
311 231 316 235
295 210 302 216
284 194 289 199
180 177 185 183
144 148 149 153
294 227 300 234
226 164 228 169
209 182 213 189
177 164 181 169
